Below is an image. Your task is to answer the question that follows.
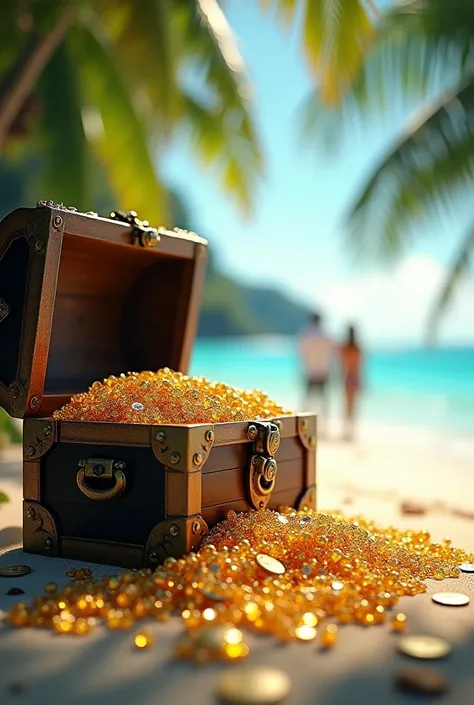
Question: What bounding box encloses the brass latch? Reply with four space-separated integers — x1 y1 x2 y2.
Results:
76 458 127 502
109 210 161 248
0 296 9 323
247 421 280 510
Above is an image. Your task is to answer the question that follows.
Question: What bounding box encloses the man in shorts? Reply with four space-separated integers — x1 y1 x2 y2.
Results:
298 312 335 435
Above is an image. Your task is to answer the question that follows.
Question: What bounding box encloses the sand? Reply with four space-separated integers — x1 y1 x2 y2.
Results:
1 427 474 704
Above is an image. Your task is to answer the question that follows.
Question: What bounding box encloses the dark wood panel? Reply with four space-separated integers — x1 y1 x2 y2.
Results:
58 421 152 446
202 487 302 526
44 234 198 396
202 459 304 507
204 436 303 474
60 536 143 569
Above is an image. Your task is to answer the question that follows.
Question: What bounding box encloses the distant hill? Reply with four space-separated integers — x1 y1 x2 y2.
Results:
198 250 311 338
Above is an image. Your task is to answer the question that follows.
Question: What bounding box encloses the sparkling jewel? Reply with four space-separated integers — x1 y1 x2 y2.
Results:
6 508 474 662
390 613 407 632
53 368 291 424
134 631 153 649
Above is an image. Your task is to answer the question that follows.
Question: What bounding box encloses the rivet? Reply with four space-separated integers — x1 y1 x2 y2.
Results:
156 431 166 444
205 429 214 443
44 537 53 551
43 424 52 437
33 238 44 253
26 507 36 519
0 301 9 321
9 384 20 399
169 451 180 465
30 396 39 408
248 425 258 441
26 445 35 456
78 460 86 468
193 453 203 466
148 550 158 563
192 520 201 535
114 461 126 470
53 215 63 228
300 419 308 431
26 222 36 236
274 419 282 431
169 524 180 537
309 436 316 448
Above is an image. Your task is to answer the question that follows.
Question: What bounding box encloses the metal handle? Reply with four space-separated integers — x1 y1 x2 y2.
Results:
76 458 126 502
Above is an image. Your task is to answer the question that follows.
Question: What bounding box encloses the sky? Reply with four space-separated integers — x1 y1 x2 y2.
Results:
162 1 474 348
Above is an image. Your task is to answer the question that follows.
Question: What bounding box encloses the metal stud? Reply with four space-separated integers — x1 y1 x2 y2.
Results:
169 524 180 537
44 537 53 551
193 453 203 466
169 452 180 465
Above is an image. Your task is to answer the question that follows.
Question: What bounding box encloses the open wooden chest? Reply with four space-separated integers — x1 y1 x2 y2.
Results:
0 202 317 568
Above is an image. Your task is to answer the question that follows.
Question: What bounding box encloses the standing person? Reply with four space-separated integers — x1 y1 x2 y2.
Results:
339 324 363 441
298 312 335 435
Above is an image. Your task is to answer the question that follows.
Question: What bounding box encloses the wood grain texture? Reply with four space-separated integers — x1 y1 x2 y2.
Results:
202 458 304 507
203 436 303 474
201 487 302 526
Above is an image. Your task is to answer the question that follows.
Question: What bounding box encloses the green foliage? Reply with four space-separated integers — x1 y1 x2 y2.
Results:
0 410 21 447
0 0 262 220
294 0 474 337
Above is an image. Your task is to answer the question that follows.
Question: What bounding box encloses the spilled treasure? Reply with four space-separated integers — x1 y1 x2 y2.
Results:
7 508 474 664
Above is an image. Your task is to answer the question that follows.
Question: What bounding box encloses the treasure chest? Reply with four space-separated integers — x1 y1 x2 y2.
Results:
0 202 317 568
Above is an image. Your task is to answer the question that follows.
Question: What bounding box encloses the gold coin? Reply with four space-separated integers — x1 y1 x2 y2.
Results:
217 667 291 705
432 592 470 607
0 565 31 578
398 635 452 660
255 553 286 576
459 562 474 573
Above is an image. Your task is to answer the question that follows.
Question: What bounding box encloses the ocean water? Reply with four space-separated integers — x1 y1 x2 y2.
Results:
190 338 474 435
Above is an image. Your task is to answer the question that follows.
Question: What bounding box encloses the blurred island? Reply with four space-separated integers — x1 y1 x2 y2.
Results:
198 250 310 338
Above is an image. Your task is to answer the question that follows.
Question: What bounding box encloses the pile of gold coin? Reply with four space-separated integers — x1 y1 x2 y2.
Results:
7 508 474 664
53 368 291 424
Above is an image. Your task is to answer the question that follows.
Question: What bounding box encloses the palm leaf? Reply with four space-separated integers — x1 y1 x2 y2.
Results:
172 1 263 213
426 222 474 342
70 24 169 225
300 0 474 145
346 76 474 260
99 0 177 123
36 38 89 209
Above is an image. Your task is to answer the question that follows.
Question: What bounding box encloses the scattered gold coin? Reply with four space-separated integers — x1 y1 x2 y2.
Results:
255 553 286 576
395 666 448 695
0 565 31 578
459 562 474 573
432 592 470 607
217 667 291 705
398 635 452 660
134 631 153 649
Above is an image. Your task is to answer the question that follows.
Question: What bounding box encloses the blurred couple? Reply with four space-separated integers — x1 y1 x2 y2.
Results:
298 312 362 441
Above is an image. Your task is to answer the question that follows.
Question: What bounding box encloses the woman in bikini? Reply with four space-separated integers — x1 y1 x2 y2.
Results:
339 324 363 441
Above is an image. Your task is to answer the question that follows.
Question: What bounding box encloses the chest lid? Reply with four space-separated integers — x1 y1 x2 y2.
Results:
0 202 207 419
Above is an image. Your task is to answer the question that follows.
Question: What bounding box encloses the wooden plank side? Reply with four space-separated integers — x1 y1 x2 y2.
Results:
202 487 303 526
203 436 303 474
202 458 304 507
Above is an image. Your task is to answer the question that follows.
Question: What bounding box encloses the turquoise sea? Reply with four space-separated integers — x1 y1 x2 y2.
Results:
190 338 474 435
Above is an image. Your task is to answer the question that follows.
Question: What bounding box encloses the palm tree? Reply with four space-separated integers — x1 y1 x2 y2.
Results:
264 0 474 339
0 0 263 222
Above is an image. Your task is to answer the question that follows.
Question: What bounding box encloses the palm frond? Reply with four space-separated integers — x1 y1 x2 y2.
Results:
173 1 263 213
71 24 169 225
37 38 89 209
345 76 474 260
99 0 177 123
426 222 474 343
300 0 474 145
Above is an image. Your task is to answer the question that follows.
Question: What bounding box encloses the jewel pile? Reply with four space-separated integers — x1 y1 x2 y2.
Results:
7 508 474 663
53 368 291 424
